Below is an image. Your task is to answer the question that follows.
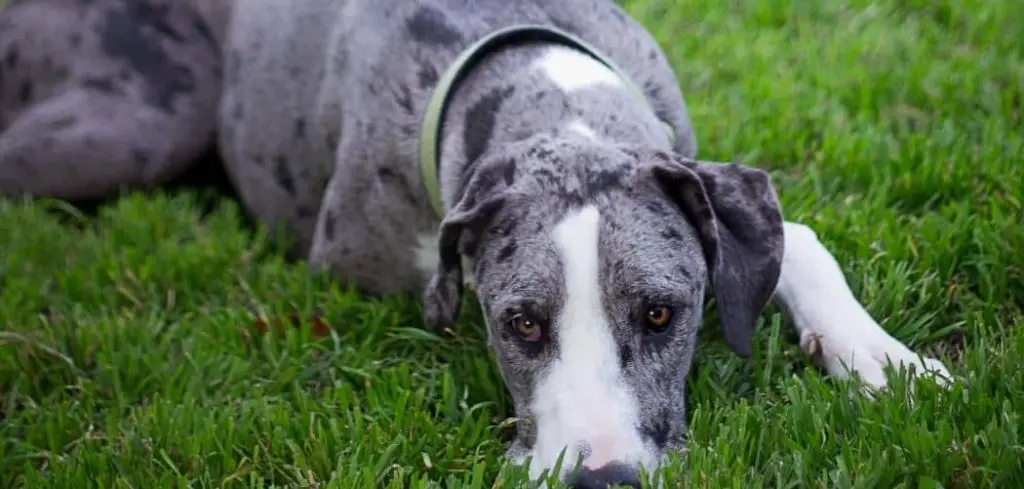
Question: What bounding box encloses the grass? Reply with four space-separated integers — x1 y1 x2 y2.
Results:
1 0 1023 487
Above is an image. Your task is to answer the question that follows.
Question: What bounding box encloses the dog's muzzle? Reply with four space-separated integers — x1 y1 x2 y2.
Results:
569 461 643 488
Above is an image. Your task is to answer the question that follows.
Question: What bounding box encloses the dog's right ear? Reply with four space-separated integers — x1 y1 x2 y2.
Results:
422 158 515 332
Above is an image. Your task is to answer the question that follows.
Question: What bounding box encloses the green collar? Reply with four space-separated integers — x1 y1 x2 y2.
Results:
417 24 675 218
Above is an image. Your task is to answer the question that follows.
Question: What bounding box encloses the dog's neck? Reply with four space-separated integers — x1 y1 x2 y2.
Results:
434 42 675 213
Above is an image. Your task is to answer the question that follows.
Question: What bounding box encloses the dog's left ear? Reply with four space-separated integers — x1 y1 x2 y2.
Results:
422 157 513 332
651 153 785 357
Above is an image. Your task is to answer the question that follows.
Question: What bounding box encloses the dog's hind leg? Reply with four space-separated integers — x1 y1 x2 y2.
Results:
0 88 214 200
771 222 953 393
0 0 221 201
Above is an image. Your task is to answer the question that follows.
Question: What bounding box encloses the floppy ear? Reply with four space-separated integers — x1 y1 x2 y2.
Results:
422 158 513 332
651 153 785 357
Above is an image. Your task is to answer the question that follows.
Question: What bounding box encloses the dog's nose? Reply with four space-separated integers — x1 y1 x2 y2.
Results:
569 461 642 489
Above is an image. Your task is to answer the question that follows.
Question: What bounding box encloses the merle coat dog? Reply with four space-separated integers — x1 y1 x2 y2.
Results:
0 0 952 486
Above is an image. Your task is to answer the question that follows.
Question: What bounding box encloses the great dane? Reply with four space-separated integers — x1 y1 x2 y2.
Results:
0 0 952 486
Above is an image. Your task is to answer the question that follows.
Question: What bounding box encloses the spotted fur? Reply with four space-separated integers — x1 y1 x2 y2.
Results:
0 1 953 486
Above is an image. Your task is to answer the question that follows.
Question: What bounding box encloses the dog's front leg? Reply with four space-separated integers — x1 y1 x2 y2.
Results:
770 222 953 392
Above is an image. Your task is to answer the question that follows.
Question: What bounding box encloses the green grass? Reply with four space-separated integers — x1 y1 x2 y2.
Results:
2 0 1023 487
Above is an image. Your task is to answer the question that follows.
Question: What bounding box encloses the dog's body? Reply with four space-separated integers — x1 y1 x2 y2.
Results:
218 0 700 296
1 0 952 486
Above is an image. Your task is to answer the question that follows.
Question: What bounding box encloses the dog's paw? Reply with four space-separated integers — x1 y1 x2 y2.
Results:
800 323 953 394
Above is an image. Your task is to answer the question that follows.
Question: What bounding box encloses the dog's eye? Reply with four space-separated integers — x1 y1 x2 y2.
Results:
644 305 674 332
509 313 543 342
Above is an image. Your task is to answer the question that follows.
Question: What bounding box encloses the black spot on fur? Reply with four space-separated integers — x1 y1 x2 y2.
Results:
641 409 671 449
700 172 718 196
417 64 438 89
189 12 217 51
209 60 223 80
54 67 70 83
49 116 77 131
131 149 151 172
585 168 623 195
5 49 18 67
463 86 515 164
527 146 555 161
273 155 295 195
646 83 663 103
293 118 307 139
406 6 463 46
81 77 117 93
17 81 33 103
378 165 422 203
69 34 83 48
502 159 517 185
324 212 336 241
395 84 414 114
644 200 668 215
493 215 518 237
98 1 198 114
13 156 35 173
297 206 315 219
661 226 682 241
619 344 633 367
532 168 557 186
560 190 586 208
496 240 517 262
611 8 630 23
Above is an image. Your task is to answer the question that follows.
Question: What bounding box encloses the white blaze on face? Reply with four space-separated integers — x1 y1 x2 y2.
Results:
524 204 652 480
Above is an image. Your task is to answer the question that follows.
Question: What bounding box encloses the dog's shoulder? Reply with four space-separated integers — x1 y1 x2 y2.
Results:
364 0 699 157
538 0 699 157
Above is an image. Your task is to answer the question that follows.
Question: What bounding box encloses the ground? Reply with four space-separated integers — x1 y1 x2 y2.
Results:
1 0 1023 487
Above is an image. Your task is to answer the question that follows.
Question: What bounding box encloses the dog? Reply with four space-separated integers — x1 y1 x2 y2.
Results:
0 0 953 486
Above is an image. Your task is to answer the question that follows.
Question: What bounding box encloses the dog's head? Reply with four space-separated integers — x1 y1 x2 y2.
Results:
422 137 784 485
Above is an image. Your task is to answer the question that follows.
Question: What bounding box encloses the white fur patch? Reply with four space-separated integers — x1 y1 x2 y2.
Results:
773 222 953 392
413 232 475 288
413 232 440 277
566 120 599 141
534 47 624 92
524 205 652 480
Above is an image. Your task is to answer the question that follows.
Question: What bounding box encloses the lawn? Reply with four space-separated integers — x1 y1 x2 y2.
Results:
2 0 1023 487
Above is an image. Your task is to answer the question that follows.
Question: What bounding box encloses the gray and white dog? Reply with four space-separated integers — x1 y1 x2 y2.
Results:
0 0 953 486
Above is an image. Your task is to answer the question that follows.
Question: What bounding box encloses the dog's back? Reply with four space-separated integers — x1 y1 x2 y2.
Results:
218 0 697 274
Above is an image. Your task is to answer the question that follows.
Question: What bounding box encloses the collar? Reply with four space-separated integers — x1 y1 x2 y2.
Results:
417 24 676 218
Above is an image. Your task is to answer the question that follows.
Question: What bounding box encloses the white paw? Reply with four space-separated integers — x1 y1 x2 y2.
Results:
800 323 953 393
